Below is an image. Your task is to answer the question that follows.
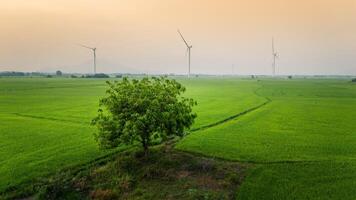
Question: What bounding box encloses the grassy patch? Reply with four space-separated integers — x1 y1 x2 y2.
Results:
3 145 248 200
237 161 356 200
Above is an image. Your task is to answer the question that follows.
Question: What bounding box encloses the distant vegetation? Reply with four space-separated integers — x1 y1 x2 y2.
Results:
84 73 110 78
56 70 62 76
352 78 356 82
0 71 62 77
0 71 47 77
0 71 27 77
0 71 112 78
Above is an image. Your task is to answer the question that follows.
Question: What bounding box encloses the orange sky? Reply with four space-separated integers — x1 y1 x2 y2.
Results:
0 0 356 75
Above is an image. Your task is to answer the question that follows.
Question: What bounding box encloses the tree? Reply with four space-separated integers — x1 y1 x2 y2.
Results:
56 70 62 76
85 73 110 78
352 78 356 83
92 77 197 156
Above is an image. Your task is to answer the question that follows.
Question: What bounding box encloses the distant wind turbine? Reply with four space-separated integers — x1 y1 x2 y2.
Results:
272 37 279 76
178 30 192 78
78 44 97 74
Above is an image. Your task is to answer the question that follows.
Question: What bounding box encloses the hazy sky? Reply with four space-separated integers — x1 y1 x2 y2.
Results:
1 0 356 75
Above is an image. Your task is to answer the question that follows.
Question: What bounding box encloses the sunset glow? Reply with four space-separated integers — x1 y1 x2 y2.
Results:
1 0 355 75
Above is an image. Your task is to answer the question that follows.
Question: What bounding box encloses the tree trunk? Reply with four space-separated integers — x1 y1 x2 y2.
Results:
144 143 149 157
142 138 149 157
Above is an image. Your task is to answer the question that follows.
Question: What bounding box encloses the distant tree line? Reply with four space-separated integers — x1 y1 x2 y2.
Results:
0 71 47 77
0 71 26 77
0 71 116 79
352 78 356 82
83 73 110 78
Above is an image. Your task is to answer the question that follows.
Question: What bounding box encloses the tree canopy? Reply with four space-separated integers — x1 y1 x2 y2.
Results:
56 70 62 76
92 77 197 155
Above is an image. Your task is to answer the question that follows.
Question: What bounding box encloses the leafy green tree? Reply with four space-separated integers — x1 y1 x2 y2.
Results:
56 70 62 76
92 77 197 156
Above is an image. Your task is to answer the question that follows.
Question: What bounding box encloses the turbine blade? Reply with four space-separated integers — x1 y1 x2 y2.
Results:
177 29 190 48
77 43 95 50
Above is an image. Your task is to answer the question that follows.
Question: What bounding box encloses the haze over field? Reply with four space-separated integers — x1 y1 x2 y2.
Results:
1 0 356 75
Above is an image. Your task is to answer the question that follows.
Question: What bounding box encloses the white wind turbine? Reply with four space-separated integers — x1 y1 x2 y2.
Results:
272 37 279 76
78 44 97 74
178 30 192 78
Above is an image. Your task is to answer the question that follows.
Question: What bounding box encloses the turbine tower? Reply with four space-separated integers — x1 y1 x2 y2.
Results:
178 30 192 78
272 37 279 76
78 44 97 74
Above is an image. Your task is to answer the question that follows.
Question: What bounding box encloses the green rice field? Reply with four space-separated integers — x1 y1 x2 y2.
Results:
1 77 356 199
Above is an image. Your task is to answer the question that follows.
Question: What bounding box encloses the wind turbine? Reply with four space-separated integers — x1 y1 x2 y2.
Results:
78 44 97 74
272 37 279 76
178 30 192 78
